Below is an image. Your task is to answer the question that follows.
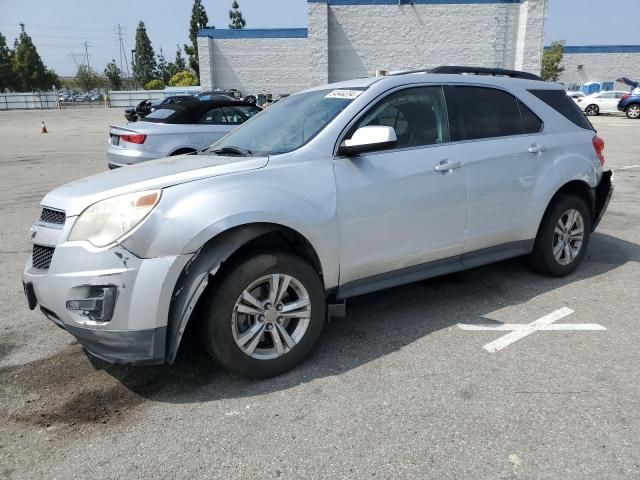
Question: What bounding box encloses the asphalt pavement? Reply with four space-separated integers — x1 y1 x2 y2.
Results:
0 109 639 479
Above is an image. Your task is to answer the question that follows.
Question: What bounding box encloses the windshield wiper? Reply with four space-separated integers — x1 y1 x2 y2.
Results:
209 146 252 157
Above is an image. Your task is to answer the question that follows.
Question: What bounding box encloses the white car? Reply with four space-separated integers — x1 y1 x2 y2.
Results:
577 91 628 116
567 91 585 104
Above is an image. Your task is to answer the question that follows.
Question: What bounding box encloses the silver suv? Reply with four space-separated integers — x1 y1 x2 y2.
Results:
23 67 613 378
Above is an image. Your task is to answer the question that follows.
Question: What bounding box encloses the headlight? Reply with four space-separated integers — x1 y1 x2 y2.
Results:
68 190 161 247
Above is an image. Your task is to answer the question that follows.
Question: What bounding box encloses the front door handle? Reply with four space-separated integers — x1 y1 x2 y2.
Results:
435 160 462 173
528 144 548 154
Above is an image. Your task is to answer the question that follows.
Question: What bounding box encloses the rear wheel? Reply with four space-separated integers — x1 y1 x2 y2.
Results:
530 195 591 277
626 104 640 119
200 251 326 378
585 104 599 116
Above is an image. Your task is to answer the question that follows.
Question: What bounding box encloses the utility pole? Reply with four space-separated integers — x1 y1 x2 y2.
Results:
82 41 91 69
114 24 132 80
131 49 137 90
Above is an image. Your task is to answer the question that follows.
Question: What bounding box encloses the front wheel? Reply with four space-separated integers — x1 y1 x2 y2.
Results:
585 104 599 116
626 104 640 119
530 195 592 277
200 251 326 378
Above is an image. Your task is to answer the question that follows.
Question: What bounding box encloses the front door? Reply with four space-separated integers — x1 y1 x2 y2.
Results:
334 86 467 290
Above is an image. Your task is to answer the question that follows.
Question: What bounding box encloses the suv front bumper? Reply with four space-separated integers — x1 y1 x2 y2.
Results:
22 242 192 364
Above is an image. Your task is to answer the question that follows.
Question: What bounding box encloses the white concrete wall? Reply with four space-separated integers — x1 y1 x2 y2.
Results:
198 0 548 93
327 3 516 82
514 0 547 74
200 36 310 95
558 52 640 91
308 2 329 87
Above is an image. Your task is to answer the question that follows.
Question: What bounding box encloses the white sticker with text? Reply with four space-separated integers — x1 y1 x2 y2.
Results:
325 89 363 100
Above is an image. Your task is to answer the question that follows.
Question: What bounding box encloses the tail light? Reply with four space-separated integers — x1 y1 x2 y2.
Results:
622 94 631 100
120 133 146 144
592 135 605 166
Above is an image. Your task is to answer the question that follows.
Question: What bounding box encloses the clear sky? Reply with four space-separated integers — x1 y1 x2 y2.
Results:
0 0 637 77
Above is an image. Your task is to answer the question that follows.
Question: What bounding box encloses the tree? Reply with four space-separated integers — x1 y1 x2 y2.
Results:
75 64 100 92
228 1 246 29
168 44 187 78
169 70 198 87
104 59 123 90
156 48 171 85
184 0 209 78
133 21 157 87
0 32 13 92
541 41 565 82
11 24 59 91
144 79 164 90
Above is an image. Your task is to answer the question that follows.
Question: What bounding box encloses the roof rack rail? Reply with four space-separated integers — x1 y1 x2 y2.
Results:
391 66 542 81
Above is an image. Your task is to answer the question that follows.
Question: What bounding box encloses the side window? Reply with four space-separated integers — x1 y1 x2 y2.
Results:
220 105 261 125
198 107 226 124
518 100 543 134
447 86 524 140
349 86 449 150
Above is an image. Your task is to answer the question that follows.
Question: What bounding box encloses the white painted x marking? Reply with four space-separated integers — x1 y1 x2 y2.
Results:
458 307 606 353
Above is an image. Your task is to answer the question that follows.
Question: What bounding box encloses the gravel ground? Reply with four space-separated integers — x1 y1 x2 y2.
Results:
0 109 639 480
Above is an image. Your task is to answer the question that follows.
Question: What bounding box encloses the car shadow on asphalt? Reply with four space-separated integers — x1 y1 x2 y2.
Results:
93 231 639 404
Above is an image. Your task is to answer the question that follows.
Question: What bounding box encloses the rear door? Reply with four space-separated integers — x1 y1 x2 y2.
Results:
597 92 619 113
443 85 545 257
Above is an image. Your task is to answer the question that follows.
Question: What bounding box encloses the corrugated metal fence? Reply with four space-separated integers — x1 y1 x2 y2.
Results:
106 90 166 108
0 93 59 110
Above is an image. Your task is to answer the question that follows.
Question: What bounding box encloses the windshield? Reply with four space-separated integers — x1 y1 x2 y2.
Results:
207 88 364 156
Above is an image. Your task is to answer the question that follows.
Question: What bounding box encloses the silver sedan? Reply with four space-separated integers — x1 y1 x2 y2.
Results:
107 100 261 168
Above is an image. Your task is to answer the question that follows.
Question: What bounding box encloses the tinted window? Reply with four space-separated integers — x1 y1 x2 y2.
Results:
199 105 261 125
199 107 226 124
518 100 543 134
447 86 524 140
529 89 593 130
348 86 449 150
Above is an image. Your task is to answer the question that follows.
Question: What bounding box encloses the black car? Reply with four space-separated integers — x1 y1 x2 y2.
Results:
124 95 198 122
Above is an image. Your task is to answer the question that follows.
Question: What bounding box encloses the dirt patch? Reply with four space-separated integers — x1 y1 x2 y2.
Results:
0 337 18 361
0 345 164 429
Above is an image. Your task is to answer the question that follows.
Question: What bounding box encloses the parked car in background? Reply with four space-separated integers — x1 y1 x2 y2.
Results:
567 91 585 104
124 95 197 122
617 92 640 119
26 66 612 378
108 100 261 168
577 91 628 116
197 91 237 102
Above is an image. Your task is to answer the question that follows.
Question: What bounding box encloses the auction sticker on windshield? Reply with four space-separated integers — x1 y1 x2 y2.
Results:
325 89 363 100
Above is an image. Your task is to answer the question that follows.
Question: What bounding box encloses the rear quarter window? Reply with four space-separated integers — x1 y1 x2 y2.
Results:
143 108 176 121
529 89 593 130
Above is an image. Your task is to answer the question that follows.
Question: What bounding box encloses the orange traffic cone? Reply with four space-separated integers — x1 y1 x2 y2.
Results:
41 121 48 133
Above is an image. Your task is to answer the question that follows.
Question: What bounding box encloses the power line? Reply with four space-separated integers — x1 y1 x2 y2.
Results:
114 24 132 81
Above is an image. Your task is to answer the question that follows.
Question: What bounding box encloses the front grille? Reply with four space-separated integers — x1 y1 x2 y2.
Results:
32 244 55 270
39 208 66 225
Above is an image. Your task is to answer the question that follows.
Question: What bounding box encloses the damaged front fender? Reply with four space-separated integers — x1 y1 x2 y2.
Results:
165 224 280 363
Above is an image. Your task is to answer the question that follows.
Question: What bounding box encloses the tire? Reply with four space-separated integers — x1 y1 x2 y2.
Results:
200 251 326 378
626 104 640 119
170 148 197 156
529 194 592 277
585 104 599 116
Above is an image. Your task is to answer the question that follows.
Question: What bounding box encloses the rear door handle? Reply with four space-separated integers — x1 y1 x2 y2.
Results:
528 144 548 154
435 161 462 172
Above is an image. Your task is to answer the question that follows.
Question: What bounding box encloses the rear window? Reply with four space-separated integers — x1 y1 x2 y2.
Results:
529 89 593 130
144 108 176 121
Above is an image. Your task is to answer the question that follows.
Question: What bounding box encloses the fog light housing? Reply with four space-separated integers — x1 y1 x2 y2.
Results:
66 286 117 322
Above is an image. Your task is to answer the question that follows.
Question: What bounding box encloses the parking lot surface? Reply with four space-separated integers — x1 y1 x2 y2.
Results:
1 109 639 479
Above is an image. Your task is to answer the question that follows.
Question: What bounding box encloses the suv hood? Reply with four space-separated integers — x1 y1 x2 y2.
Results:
42 154 268 217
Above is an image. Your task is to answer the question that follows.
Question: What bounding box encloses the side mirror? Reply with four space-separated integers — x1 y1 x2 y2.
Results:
338 125 397 156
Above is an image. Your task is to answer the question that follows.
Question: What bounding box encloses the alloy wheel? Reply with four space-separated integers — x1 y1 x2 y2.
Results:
628 105 640 119
231 274 311 360
552 209 584 266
